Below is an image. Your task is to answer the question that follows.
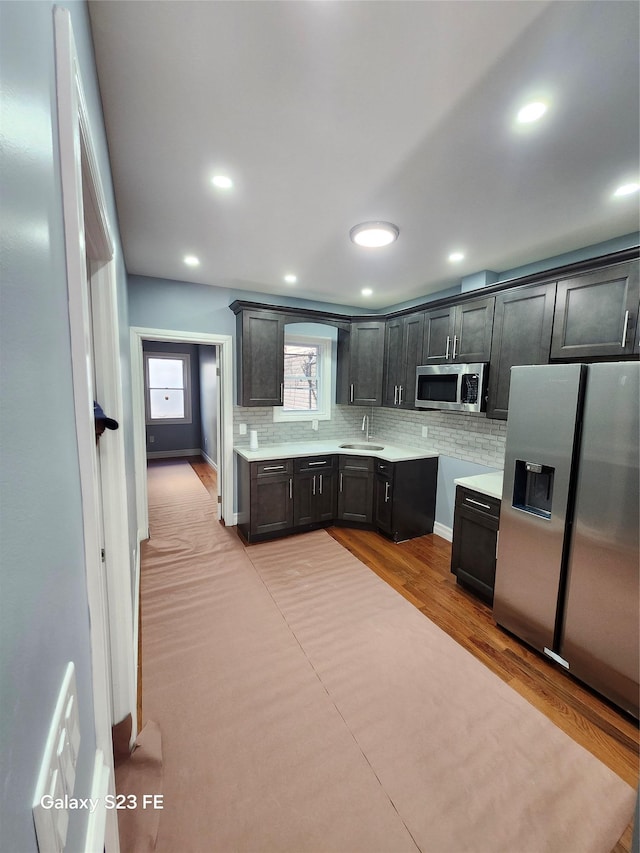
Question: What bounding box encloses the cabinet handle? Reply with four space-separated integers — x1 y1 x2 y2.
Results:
308 461 327 466
280 383 284 403
319 474 323 495
350 383 354 403
398 385 403 405
339 473 343 492
452 335 458 359
312 475 316 496
465 497 491 511
263 465 285 471
621 310 630 347
394 385 398 405
445 335 450 359
385 482 390 502
289 478 292 500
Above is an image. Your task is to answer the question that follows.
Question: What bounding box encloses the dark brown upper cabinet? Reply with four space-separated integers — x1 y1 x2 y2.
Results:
337 320 386 406
550 261 639 360
383 312 424 408
422 297 494 364
235 309 285 406
487 282 556 420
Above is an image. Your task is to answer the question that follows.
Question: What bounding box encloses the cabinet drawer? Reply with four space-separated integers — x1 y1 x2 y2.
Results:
252 459 293 478
375 459 394 477
339 455 374 472
294 455 336 473
456 487 501 520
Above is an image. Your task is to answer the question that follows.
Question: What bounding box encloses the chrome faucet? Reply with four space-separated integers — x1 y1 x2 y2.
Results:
361 414 371 441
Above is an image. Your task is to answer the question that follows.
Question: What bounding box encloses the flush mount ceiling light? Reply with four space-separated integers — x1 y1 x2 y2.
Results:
211 174 233 189
516 101 548 124
448 251 465 263
350 221 399 248
613 182 640 197
361 287 373 296
284 274 297 284
184 255 200 267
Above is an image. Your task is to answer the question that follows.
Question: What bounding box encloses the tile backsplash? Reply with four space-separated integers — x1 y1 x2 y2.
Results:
234 404 506 469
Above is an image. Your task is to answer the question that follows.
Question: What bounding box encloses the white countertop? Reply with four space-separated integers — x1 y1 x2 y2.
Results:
235 440 438 464
454 471 504 500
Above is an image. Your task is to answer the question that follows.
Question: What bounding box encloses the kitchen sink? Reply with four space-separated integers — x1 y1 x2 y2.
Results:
339 443 384 451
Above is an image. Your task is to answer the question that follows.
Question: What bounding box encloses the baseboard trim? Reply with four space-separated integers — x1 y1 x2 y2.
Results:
433 521 453 542
201 450 218 470
146 448 201 459
84 749 111 853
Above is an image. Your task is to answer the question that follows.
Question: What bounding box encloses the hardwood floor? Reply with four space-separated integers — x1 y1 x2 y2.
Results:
327 526 638 853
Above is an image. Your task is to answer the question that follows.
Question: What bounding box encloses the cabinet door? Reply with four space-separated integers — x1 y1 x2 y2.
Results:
487 283 555 420
422 307 454 362
293 471 315 527
374 475 393 534
316 470 337 522
238 310 284 406
349 321 386 405
550 261 639 359
452 297 495 363
399 312 425 408
383 318 404 407
337 459 373 523
250 474 293 535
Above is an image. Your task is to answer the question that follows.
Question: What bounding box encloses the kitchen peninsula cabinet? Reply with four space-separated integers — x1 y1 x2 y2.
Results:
374 457 437 541
486 282 556 420
383 312 424 408
550 260 639 359
336 455 374 524
451 485 501 603
235 308 285 406
337 320 386 406
293 456 337 527
422 297 494 364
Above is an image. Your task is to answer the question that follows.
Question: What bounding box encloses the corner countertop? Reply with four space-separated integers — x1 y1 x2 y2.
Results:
454 471 504 501
234 440 438 464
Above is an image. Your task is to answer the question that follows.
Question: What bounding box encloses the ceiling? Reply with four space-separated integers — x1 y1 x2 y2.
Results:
88 1 639 310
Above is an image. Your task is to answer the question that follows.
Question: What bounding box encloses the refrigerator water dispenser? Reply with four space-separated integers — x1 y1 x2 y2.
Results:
513 460 554 519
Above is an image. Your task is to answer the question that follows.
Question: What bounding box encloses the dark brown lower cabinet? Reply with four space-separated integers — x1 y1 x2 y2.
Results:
374 458 438 542
293 456 337 527
451 486 500 603
336 456 374 524
239 458 293 539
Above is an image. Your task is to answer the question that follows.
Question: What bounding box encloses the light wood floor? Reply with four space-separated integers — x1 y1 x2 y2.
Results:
180 458 638 851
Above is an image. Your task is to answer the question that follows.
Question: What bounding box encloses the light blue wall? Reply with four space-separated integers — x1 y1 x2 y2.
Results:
436 458 502 532
143 341 202 453
0 2 133 850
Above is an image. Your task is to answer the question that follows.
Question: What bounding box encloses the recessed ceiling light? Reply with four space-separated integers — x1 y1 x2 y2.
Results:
448 251 465 263
613 182 640 197
361 288 373 296
184 255 200 267
284 274 297 284
350 221 399 248
517 101 548 124
211 174 233 189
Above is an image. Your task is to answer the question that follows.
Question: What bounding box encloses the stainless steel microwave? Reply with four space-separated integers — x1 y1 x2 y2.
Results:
415 363 488 413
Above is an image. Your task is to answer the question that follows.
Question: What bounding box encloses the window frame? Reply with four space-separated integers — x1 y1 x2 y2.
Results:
144 351 192 425
273 334 333 423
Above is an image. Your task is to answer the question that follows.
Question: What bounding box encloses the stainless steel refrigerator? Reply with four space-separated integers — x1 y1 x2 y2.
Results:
493 362 639 718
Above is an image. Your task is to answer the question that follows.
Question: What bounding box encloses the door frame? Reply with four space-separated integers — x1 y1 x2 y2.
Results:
55 7 127 851
130 326 234 535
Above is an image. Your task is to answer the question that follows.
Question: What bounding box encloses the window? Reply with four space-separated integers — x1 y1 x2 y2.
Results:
144 352 192 424
273 334 332 422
